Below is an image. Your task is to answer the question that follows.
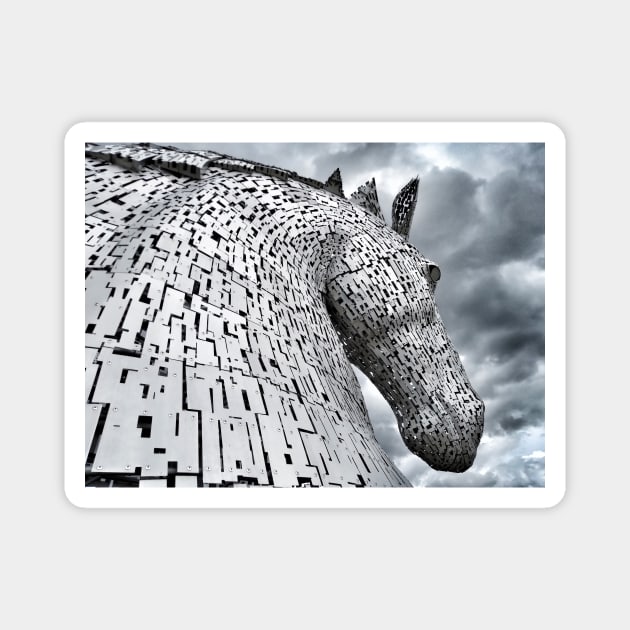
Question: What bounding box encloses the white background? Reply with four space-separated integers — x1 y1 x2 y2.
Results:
67 122 565 508
1 1 626 628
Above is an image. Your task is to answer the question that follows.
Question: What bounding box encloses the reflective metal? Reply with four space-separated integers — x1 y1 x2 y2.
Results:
84 143 484 487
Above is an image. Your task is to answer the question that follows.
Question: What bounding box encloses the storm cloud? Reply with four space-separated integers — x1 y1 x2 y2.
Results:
174 141 546 487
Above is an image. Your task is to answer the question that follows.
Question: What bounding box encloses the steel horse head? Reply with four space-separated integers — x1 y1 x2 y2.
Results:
84 144 484 487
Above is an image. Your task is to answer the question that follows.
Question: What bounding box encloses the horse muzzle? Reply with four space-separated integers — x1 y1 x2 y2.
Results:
406 393 485 472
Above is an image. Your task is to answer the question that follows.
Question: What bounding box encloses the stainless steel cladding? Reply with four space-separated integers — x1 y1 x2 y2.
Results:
84 143 484 488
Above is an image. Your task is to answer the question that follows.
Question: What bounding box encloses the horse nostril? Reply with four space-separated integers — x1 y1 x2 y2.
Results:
428 264 441 282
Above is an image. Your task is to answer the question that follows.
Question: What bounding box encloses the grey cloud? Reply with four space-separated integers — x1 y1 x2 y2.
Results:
415 468 501 488
311 143 428 187
439 266 545 367
409 160 545 273
500 414 533 432
482 370 544 437
411 457 545 488
444 143 544 181
409 166 485 266
474 168 545 266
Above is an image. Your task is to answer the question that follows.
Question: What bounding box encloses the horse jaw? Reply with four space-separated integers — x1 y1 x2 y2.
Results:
353 317 484 473
385 319 485 472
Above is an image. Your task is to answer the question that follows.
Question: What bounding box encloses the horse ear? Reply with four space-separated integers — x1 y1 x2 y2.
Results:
324 168 345 197
391 176 419 239
350 177 384 221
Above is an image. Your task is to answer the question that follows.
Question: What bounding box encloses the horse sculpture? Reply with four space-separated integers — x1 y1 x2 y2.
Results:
84 143 484 487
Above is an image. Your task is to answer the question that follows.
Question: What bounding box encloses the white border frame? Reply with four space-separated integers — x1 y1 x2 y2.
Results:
65 122 565 508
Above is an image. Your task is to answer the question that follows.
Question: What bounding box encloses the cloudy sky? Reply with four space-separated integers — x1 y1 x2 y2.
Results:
174 142 546 487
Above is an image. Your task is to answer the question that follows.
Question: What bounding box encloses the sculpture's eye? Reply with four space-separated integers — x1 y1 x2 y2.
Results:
428 264 441 282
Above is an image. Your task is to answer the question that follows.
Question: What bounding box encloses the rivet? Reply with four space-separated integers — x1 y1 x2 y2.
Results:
169 413 172 417
229 467 233 471
187 466 192 471
125 465 130 470
206 466 211 471
96 465 102 470
92 406 97 410
273 470 277 474
144 367 148 370
146 465 151 469
113 407 118 412
107 361 111 365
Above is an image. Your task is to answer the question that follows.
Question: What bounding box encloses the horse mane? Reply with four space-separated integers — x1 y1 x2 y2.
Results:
85 143 418 234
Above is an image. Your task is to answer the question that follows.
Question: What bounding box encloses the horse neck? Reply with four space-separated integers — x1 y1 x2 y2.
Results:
85 164 411 486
